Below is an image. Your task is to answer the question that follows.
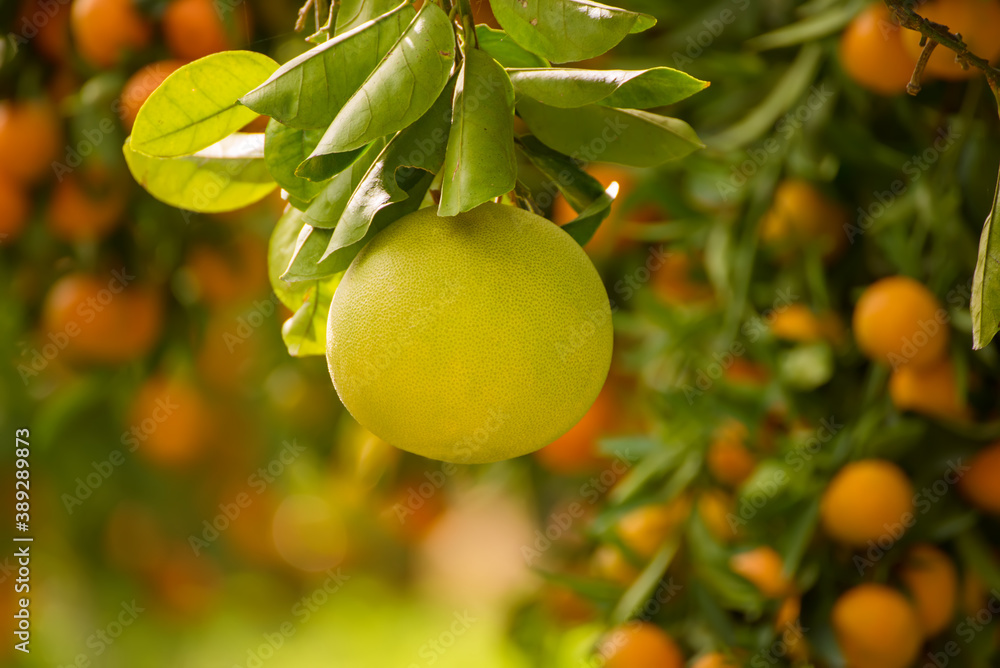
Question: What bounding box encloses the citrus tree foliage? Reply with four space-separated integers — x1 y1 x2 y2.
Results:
122 0 707 357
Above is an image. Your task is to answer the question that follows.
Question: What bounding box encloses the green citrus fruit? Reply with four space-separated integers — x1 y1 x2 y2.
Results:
326 203 613 464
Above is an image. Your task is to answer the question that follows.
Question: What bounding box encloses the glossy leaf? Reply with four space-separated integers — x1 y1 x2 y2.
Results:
972 170 1000 349
517 97 704 167
335 0 402 34
240 3 414 129
488 0 655 64
306 3 456 163
301 139 386 228
131 51 278 158
269 206 312 310
508 67 708 109
263 120 328 205
439 49 517 216
123 134 277 213
281 277 340 357
475 26 549 68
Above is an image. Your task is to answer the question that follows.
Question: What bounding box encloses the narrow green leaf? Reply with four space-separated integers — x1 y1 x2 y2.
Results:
516 135 613 246
282 224 336 282
509 67 708 109
301 138 386 228
294 144 368 183
123 134 277 213
335 0 402 34
517 97 704 167
745 0 865 52
488 0 655 64
263 119 328 205
240 3 414 129
475 26 549 68
610 536 680 624
131 51 278 158
972 169 1000 349
439 49 517 216
306 3 456 162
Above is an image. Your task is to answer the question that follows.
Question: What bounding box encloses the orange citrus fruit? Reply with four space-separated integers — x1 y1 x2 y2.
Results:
840 3 918 95
831 583 922 668
820 459 914 547
889 356 969 420
899 543 957 636
900 0 1000 80
853 275 948 369
599 623 685 668
70 0 152 68
729 546 790 598
959 441 1000 514
0 99 61 185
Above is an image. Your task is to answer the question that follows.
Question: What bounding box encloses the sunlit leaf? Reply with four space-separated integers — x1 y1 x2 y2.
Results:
475 25 549 68
509 67 707 109
972 170 1000 349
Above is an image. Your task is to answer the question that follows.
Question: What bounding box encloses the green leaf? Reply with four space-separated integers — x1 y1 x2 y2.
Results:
295 144 369 183
745 0 865 52
305 3 456 163
263 119 328 205
336 0 402 34
240 3 414 130
283 224 337 282
488 0 655 64
323 77 455 255
301 138 387 228
439 49 517 216
123 134 277 213
971 169 1000 349
509 67 708 109
475 26 549 68
269 206 312 310
131 51 278 158
515 135 613 246
610 536 680 624
281 276 340 357
517 97 704 167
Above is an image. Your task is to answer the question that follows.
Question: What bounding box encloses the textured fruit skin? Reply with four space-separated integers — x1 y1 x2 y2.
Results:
852 275 948 368
832 583 922 668
899 543 957 636
839 4 918 95
327 203 613 464
820 459 914 547
599 623 684 668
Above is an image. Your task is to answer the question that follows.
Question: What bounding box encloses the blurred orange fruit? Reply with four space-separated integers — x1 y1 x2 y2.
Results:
128 374 212 467
853 276 948 369
150 544 221 617
591 543 638 585
692 652 739 668
698 489 737 542
889 356 969 420
0 99 61 184
652 250 714 306
185 236 270 306
899 543 957 636
900 0 1000 80
770 304 844 344
760 179 849 262
599 623 684 668
46 165 127 242
0 173 29 242
729 546 789 598
707 420 756 487
119 60 186 130
19 0 72 62
724 358 770 386
820 459 914 547
163 0 246 61
70 0 152 68
379 476 445 543
617 495 690 559
831 583 922 668
840 3 918 95
42 271 163 363
959 441 1000 514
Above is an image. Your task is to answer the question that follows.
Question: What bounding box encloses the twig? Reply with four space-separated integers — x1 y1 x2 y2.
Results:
907 39 937 95
883 0 1000 104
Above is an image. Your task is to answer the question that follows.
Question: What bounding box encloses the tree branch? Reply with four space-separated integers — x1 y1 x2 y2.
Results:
883 0 1000 104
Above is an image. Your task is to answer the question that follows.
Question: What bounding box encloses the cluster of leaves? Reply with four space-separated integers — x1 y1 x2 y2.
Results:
124 0 708 357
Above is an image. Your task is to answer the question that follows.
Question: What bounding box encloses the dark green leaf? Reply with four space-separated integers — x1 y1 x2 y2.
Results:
488 0 655 64
439 49 517 216
509 67 708 109
971 169 1000 349
263 119 328 205
475 26 549 68
123 134 277 213
301 139 386 228
131 51 278 158
305 3 456 162
517 97 704 167
336 0 402 34
240 3 414 130
516 135 613 246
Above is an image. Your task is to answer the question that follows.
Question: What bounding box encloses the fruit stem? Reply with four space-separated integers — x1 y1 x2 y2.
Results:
906 39 937 96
